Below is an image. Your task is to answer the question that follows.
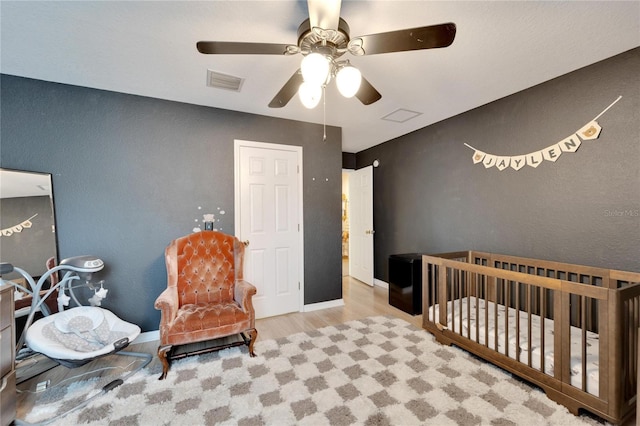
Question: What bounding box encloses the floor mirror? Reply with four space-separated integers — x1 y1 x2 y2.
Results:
0 168 59 381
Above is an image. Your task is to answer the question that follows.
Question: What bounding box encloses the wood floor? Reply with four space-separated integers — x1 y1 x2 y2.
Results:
16 275 420 420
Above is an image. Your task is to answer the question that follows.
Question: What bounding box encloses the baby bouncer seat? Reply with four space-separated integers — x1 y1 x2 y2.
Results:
1 256 151 424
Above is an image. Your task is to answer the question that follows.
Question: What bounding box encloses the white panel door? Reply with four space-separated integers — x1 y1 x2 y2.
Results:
235 140 302 318
349 166 374 286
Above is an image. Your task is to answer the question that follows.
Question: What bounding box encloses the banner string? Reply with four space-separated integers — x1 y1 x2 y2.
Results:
592 95 622 121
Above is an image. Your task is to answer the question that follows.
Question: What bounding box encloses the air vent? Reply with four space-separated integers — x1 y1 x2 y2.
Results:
207 70 244 92
381 109 422 123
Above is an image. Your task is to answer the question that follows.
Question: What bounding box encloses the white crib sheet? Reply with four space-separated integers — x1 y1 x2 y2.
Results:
428 296 600 396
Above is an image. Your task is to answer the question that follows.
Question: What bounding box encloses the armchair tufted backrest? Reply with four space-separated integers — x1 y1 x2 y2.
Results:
165 231 245 307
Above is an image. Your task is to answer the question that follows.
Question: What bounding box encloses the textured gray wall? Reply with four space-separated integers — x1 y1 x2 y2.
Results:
357 48 640 281
1 75 343 331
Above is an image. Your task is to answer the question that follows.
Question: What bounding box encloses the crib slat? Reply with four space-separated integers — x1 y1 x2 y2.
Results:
581 295 587 393
494 277 499 351
450 268 455 333
458 268 462 336
506 278 511 358
527 284 532 367
466 270 471 340
598 288 609 405
541 288 546 374
429 264 435 322
516 280 520 361
485 277 490 348
435 265 439 322
438 264 448 328
557 290 568 382
474 272 479 342
431 264 436 323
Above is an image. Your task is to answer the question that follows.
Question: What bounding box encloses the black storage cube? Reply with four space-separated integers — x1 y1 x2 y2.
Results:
388 253 423 315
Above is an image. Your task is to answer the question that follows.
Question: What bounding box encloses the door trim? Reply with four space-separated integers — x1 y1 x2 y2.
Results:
234 139 305 313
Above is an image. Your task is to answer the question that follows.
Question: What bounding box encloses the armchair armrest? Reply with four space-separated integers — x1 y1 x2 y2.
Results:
154 287 178 325
234 280 257 315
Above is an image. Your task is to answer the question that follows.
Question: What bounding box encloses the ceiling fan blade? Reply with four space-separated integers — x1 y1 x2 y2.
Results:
354 23 456 56
307 0 341 31
355 76 382 106
268 70 304 108
197 41 292 55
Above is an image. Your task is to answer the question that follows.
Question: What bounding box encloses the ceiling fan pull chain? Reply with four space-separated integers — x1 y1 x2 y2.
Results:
323 86 327 142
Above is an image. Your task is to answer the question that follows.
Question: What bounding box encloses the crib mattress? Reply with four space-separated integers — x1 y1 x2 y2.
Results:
428 296 600 396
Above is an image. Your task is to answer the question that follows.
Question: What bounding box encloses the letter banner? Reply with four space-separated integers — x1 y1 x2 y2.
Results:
482 154 497 169
526 151 544 168
578 121 601 140
472 150 485 164
495 156 510 171
542 143 562 162
0 214 37 237
510 155 526 171
462 97 620 171
560 134 582 153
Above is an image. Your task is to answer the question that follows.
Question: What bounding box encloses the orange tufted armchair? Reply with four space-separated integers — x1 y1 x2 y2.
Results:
154 231 257 380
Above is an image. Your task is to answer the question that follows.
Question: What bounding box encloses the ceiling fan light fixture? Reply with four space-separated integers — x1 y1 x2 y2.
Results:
336 64 362 98
301 52 331 86
298 81 322 109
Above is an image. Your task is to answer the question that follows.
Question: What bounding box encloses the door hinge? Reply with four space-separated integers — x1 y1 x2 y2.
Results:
298 224 300 231
298 282 300 290
297 165 300 174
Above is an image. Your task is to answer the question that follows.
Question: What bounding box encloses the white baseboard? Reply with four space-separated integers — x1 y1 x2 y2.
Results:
374 279 389 289
303 298 345 312
133 330 159 344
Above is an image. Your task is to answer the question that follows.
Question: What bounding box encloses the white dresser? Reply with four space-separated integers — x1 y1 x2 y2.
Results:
0 284 15 426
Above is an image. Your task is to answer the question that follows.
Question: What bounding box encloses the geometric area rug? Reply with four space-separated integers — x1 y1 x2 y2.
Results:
25 316 603 425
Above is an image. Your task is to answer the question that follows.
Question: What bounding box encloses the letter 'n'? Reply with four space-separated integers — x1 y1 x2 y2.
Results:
560 134 582 153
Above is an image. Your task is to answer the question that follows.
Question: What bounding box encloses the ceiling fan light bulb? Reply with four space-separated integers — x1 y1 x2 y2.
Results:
301 53 330 86
298 82 322 109
336 65 362 98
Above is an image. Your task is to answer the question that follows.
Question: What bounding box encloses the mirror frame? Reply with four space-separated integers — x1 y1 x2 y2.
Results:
0 167 59 281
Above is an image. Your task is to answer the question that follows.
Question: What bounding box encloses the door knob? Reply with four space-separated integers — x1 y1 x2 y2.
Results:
242 240 250 246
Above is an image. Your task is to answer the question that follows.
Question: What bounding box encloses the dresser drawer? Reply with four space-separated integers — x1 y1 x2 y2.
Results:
0 370 16 426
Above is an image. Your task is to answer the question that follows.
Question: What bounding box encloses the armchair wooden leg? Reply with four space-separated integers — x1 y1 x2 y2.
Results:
157 345 172 380
247 328 258 357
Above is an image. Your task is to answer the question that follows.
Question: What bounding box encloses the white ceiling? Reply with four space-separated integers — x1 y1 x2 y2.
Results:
1 1 638 153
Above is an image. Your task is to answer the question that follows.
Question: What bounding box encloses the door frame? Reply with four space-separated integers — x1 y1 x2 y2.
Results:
233 139 305 313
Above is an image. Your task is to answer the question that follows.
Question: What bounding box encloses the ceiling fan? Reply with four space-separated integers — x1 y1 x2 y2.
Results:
196 0 456 109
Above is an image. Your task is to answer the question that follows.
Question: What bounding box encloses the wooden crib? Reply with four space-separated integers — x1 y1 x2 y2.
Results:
421 251 640 424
